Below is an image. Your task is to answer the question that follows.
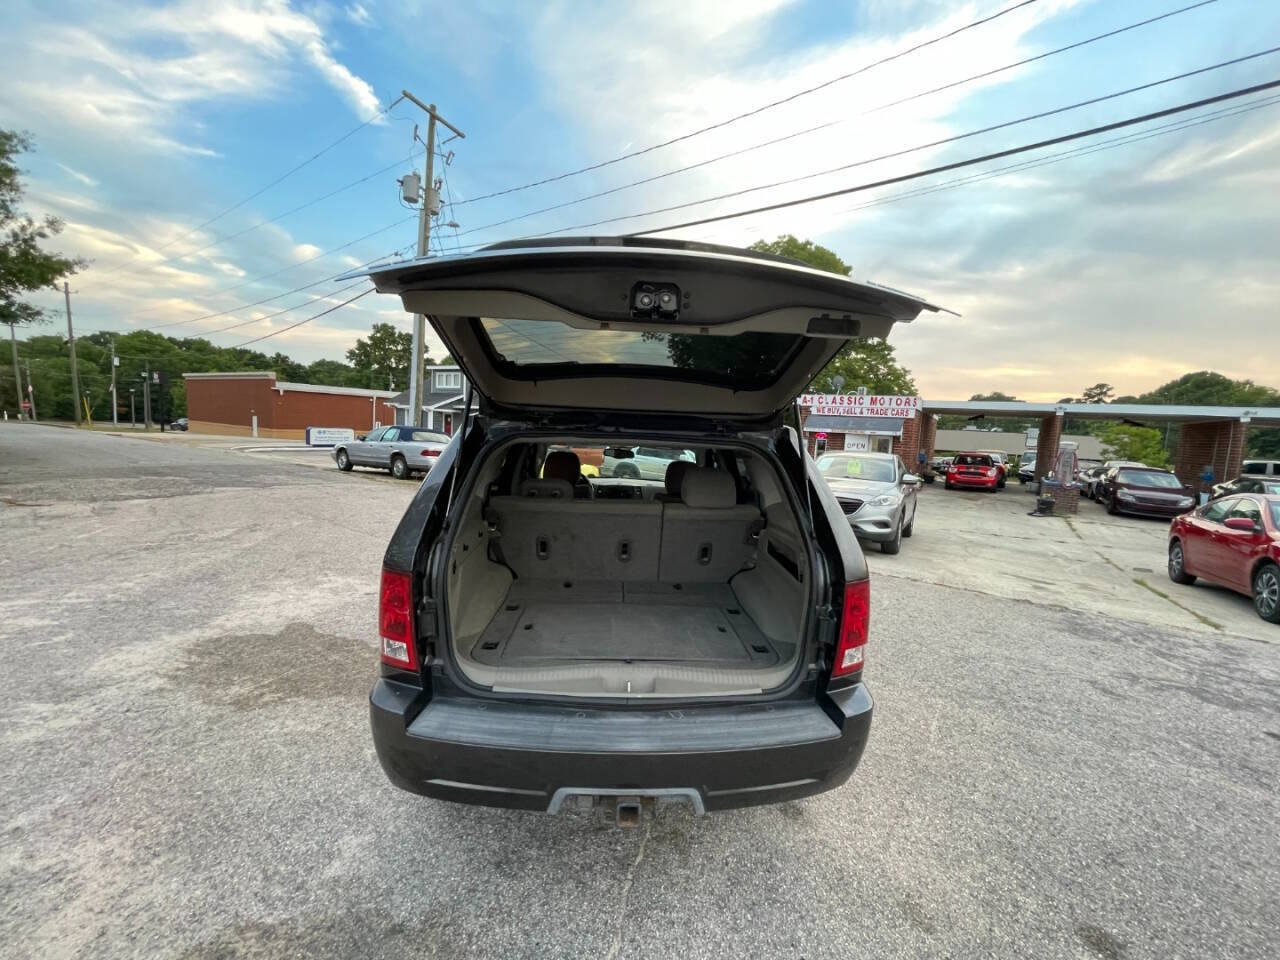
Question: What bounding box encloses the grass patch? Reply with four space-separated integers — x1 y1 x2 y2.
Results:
1133 577 1224 630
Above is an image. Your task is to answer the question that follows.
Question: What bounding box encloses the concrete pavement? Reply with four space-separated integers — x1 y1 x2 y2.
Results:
1 423 1277 959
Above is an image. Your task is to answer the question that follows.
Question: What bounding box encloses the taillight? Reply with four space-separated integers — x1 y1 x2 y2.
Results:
422 449 439 457
379 568 417 670
832 579 870 677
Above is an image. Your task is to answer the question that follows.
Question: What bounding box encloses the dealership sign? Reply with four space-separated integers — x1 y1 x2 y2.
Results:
306 426 356 447
799 394 921 418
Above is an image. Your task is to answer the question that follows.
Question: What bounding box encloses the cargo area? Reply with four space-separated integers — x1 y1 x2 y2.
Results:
442 440 812 698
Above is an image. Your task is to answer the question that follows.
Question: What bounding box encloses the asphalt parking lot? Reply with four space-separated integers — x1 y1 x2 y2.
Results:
2 423 1277 959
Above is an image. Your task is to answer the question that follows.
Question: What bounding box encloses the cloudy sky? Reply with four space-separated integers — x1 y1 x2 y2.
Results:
3 0 1278 400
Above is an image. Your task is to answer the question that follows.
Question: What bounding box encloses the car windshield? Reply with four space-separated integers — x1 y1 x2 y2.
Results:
478 317 803 390
408 431 449 443
816 455 896 482
1116 469 1182 488
954 454 992 466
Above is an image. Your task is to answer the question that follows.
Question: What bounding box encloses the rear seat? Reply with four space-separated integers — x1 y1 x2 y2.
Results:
487 467 762 584
487 495 663 581
659 468 762 583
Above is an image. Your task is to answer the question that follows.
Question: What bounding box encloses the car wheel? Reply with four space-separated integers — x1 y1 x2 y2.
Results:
1254 563 1280 623
881 519 902 555
1106 494 1119 515
902 505 915 538
1168 540 1196 585
614 462 640 479
391 455 409 480
944 479 953 490
335 449 353 471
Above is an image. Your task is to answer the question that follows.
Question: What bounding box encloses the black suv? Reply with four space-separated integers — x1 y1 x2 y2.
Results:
357 238 941 819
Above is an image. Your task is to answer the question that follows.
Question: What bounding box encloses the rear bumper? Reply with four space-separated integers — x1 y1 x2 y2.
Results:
370 680 873 813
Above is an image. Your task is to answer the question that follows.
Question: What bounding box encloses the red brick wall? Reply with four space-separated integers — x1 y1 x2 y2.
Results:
1174 421 1247 492
920 415 938 462
1034 414 1063 481
186 376 397 435
186 377 278 428
891 414 922 466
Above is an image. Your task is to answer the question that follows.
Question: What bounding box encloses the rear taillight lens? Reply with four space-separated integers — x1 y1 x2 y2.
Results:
379 568 417 670
832 579 870 677
422 449 439 457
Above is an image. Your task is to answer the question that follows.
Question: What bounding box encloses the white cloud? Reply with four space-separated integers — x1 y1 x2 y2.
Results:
345 3 372 27
55 163 100 188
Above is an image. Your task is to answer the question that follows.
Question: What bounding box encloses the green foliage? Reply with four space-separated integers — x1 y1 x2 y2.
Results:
1 130 85 328
1099 424 1171 467
345 322 416 390
1138 371 1280 460
748 234 917 396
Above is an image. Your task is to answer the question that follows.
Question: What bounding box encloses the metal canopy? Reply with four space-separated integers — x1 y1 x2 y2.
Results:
921 400 1280 427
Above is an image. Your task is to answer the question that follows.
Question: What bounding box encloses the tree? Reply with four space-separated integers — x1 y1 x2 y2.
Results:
345 322 414 389
1099 424 1171 467
1139 371 1280 460
2 129 84 413
1080 382 1114 404
748 234 917 395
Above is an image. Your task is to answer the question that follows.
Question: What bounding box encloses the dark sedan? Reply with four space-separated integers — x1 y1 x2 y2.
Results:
1100 466 1195 518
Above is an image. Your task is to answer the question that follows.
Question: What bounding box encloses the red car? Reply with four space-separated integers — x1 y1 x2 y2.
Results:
1168 493 1280 623
944 452 1001 491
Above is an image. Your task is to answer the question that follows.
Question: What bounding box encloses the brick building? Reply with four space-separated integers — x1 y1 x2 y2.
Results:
184 372 399 440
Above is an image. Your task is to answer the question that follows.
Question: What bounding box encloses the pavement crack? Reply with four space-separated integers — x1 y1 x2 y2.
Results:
605 819 651 960
1133 577 1224 630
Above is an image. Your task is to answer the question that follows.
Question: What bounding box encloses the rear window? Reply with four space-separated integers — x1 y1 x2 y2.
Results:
1116 469 1182 488
954 454 993 466
408 430 448 443
477 317 803 389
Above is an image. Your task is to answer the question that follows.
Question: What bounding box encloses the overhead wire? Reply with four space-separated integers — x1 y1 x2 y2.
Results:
451 0 1223 240
499 54 1280 237
232 287 377 347
625 77 1280 236
92 94 407 278
453 0 1045 205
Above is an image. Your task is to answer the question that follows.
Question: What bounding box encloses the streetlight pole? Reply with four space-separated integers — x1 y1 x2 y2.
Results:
23 359 37 421
129 389 136 428
64 282 82 426
401 90 464 428
110 337 118 427
7 322 21 416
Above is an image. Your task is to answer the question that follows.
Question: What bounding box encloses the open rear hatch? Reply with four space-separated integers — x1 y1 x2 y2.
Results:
352 236 944 422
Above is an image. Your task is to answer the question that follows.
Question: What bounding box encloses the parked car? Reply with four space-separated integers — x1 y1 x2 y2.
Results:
944 452 1001 491
1242 459 1280 476
1211 475 1280 500
357 237 942 819
1169 494 1280 623
601 445 696 480
977 450 1010 487
1086 460 1145 500
169 417 189 431
1017 454 1036 484
333 425 450 479
1098 466 1195 518
816 451 919 555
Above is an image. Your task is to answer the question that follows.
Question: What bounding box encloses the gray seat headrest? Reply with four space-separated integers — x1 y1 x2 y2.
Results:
664 459 694 497
518 478 575 499
680 468 736 508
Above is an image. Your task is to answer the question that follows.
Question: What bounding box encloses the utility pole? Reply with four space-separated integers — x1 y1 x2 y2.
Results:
129 388 136 428
64 282 82 426
401 90 464 428
109 337 118 427
23 359 37 421
142 368 151 431
7 322 21 417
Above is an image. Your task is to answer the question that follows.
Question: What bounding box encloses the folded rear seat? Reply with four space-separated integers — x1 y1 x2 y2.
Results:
486 493 663 581
659 468 762 583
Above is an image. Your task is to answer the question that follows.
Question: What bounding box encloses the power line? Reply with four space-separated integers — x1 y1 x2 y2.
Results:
92 95 407 278
627 77 1280 236
127 217 416 325
452 0 1222 240
106 152 419 281
454 0 1043 205
233 287 376 347
167 278 377 339
514 54 1280 238
831 92 1280 217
